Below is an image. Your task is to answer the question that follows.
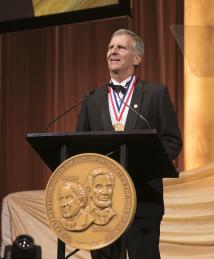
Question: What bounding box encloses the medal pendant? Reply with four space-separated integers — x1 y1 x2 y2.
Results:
114 123 124 131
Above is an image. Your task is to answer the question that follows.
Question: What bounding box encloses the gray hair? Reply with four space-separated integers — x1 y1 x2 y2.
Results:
111 29 144 57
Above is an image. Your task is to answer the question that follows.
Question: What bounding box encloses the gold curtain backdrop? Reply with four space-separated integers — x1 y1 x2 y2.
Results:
32 0 118 16
1 163 214 259
184 0 214 170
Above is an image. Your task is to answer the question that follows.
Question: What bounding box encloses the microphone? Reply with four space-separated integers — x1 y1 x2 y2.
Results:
44 89 95 132
107 83 151 129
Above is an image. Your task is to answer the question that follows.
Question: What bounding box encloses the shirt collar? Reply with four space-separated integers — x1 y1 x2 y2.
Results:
111 75 133 88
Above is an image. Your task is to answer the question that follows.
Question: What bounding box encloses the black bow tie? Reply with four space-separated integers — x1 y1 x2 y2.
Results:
108 83 127 95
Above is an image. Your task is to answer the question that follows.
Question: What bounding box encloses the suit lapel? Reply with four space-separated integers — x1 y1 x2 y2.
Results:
125 80 144 130
101 88 114 131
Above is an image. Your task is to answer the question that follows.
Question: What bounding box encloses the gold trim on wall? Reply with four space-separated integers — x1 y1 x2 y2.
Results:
184 0 214 170
32 0 118 16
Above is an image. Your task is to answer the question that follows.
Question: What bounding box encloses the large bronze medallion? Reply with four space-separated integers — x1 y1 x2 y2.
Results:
45 153 136 250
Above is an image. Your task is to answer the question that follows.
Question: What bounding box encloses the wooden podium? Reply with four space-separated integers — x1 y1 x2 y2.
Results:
26 129 178 259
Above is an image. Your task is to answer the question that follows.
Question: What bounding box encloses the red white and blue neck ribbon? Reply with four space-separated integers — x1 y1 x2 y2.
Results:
108 75 136 123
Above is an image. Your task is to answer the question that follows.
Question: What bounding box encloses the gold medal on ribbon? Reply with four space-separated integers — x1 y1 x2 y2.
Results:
109 77 136 133
114 122 125 131
45 153 136 250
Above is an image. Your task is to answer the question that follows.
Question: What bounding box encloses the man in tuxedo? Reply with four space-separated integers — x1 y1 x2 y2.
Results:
76 29 182 259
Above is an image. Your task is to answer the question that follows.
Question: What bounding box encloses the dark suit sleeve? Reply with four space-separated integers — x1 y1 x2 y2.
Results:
76 98 90 131
158 86 182 161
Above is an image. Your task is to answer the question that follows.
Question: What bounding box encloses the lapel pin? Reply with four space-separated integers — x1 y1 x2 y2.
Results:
134 104 138 109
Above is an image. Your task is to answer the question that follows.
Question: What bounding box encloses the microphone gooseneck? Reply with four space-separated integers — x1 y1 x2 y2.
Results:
44 89 95 132
120 96 152 129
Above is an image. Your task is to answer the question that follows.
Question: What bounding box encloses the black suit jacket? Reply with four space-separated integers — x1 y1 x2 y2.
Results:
76 80 182 217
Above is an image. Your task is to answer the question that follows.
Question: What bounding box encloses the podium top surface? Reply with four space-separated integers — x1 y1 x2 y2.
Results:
26 130 178 180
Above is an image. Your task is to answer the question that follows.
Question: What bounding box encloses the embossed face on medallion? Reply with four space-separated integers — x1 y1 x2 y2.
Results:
87 168 114 209
92 174 113 208
58 182 87 219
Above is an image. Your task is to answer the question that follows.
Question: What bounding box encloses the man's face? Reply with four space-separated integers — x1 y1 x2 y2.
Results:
59 186 81 218
91 174 113 209
107 34 141 76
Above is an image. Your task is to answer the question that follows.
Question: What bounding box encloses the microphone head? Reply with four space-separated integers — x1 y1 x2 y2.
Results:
86 89 95 96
